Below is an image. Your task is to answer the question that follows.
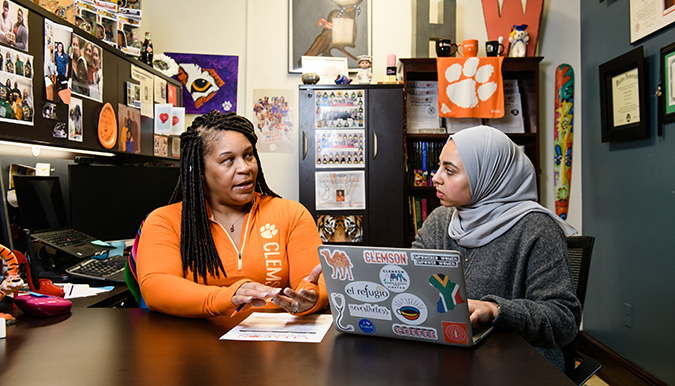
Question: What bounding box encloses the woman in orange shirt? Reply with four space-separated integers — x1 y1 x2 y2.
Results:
137 111 327 319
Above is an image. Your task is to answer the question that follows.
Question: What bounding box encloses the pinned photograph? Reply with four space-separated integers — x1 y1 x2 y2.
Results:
68 97 83 142
118 103 140 153
69 34 103 102
0 1 29 51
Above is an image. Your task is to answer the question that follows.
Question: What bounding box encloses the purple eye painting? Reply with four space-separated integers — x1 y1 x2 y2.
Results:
163 52 238 114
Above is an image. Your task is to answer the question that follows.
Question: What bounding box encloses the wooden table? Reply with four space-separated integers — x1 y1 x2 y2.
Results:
1 306 573 385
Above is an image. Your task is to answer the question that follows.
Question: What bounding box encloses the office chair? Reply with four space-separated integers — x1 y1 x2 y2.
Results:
124 218 147 308
564 236 602 386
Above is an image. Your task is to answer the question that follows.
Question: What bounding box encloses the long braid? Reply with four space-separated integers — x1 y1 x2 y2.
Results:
172 111 280 283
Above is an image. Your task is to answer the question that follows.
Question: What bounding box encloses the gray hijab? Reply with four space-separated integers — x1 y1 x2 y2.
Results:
448 126 577 247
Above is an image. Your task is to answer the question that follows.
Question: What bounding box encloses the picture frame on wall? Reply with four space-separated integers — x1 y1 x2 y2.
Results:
599 46 649 143
288 0 372 73
659 42 675 135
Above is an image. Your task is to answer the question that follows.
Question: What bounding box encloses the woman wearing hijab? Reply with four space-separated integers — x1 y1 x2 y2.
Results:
412 125 580 371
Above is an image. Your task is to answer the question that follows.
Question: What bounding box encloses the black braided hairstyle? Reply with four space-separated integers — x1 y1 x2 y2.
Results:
170 110 280 283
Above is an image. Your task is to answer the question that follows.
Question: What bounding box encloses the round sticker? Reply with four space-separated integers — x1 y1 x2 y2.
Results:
358 319 376 334
379 264 410 292
392 293 428 325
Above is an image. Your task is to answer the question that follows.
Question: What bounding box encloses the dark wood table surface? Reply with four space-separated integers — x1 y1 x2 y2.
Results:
1 304 574 385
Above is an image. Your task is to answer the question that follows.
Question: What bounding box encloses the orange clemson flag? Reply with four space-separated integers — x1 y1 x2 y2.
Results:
436 57 505 118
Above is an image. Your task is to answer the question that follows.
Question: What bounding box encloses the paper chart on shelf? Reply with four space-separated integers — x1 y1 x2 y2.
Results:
220 313 333 343
314 89 365 129
315 170 366 210
315 129 364 168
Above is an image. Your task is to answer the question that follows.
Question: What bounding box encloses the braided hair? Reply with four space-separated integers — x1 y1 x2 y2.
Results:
170 111 280 283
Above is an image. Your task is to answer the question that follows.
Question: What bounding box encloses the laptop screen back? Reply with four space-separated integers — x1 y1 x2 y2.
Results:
13 176 68 233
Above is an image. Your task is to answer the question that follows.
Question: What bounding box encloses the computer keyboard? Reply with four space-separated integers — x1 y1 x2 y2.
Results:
66 254 127 281
39 229 97 247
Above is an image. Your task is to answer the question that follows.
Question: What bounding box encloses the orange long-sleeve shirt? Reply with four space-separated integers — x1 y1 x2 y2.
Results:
137 193 328 318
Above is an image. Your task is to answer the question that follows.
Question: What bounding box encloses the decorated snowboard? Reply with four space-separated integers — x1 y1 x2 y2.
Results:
554 64 574 220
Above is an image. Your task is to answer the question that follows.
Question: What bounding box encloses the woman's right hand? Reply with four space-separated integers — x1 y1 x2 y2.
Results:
232 282 282 308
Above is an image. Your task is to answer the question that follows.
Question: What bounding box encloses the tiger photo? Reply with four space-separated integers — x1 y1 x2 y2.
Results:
317 214 363 243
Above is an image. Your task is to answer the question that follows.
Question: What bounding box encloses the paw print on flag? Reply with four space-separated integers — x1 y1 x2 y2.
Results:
436 56 505 119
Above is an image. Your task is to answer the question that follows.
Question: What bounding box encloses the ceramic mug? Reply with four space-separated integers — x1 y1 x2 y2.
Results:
435 39 457 57
485 40 505 57
457 39 479 57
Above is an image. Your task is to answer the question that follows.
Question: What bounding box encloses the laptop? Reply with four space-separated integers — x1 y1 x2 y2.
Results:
12 175 113 264
318 244 493 347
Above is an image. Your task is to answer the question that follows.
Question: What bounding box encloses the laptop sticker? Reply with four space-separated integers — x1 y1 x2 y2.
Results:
330 293 354 332
320 248 354 281
348 303 392 321
345 281 390 303
442 321 469 345
379 264 410 292
429 273 465 313
358 319 376 334
411 252 461 267
392 293 428 325
392 324 438 341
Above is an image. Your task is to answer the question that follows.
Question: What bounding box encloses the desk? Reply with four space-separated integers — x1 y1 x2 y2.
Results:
1 307 573 385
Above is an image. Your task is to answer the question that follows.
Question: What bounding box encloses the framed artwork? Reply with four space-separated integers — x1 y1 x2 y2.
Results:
289 0 372 73
599 47 649 143
163 52 238 114
659 42 675 135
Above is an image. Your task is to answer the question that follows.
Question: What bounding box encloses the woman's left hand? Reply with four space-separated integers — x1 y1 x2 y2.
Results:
271 264 322 314
468 299 500 325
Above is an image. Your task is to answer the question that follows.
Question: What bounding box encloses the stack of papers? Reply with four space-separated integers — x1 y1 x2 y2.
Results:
487 79 525 134
220 313 333 343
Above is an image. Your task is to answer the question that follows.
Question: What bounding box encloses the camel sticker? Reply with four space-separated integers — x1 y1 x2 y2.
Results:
320 248 354 281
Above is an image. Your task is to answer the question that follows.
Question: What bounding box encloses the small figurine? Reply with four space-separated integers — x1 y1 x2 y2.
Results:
508 24 529 58
334 74 352 84
1 245 24 322
356 55 372 84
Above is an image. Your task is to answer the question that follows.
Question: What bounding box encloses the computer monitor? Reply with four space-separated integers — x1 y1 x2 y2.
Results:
68 164 179 241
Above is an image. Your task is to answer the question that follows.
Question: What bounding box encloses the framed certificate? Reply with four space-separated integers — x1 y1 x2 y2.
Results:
599 47 648 143
659 42 675 136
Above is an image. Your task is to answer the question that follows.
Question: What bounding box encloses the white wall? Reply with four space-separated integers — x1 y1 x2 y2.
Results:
142 0 582 232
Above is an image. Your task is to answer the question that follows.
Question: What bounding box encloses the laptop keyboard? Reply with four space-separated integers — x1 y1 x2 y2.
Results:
66 254 127 279
39 229 97 246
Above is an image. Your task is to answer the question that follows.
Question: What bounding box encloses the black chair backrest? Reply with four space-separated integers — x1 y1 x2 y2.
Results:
566 236 595 309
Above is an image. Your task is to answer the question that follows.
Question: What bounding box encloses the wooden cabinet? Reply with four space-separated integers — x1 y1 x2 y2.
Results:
401 57 543 244
298 84 406 247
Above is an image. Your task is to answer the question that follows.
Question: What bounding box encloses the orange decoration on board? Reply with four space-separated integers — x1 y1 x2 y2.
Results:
98 103 117 149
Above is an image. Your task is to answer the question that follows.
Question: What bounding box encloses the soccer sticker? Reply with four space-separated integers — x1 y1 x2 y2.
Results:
379 264 410 292
428 273 465 312
392 293 428 325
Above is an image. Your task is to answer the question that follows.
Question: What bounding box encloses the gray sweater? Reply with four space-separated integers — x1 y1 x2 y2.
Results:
412 206 581 371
